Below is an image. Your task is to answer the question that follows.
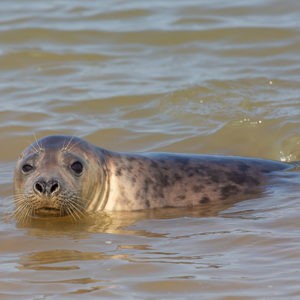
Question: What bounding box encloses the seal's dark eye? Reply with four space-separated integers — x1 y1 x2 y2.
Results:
71 161 83 175
22 164 34 173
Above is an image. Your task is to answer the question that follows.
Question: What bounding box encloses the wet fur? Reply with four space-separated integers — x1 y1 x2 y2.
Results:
14 135 294 220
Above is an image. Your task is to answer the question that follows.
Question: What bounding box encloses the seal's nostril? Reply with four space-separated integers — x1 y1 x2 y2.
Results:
34 181 46 194
34 180 60 195
50 182 59 194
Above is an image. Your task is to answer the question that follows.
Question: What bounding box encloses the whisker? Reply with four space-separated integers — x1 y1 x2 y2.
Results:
66 201 84 221
33 133 44 152
31 144 39 154
62 195 86 221
67 139 84 153
61 136 76 152
11 192 36 224
12 186 88 222
61 138 68 153
64 203 78 221
31 133 40 154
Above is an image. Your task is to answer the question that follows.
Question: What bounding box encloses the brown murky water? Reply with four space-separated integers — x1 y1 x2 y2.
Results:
0 1 300 299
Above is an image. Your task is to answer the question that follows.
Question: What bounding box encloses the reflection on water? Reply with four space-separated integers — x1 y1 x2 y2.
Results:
19 249 128 271
15 202 233 237
0 0 300 298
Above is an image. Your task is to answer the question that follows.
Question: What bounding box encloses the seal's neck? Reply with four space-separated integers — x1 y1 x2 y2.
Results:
85 148 110 212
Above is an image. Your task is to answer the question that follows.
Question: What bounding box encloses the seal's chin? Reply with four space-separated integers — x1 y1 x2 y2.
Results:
35 207 62 217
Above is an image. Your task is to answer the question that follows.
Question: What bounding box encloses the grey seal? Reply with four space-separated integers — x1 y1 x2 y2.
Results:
13 135 295 221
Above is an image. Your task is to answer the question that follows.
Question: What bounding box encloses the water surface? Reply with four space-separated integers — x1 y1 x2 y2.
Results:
0 0 300 299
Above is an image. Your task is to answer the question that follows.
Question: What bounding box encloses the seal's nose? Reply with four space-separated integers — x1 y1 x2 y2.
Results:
34 179 60 195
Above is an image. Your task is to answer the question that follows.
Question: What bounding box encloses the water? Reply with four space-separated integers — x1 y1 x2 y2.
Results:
0 0 300 299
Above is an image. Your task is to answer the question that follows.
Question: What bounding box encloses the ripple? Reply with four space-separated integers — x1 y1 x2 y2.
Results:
0 0 300 299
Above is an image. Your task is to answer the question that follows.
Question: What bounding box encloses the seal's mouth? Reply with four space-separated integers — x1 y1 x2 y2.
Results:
35 207 62 217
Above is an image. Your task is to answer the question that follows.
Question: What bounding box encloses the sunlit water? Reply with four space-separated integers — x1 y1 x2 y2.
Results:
0 0 299 299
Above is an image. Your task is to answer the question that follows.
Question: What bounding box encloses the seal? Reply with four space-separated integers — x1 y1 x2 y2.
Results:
14 135 295 221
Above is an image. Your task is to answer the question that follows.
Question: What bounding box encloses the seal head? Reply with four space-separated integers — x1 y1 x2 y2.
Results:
14 135 108 222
